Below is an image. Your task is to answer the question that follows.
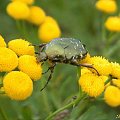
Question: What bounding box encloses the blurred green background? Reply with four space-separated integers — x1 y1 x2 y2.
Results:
0 0 120 120
0 0 101 54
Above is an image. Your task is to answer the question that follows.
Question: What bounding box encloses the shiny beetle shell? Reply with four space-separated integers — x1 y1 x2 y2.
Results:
44 38 87 62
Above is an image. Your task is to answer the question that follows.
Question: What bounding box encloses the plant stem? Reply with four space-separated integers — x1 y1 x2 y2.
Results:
104 40 120 57
21 20 28 39
45 93 85 120
101 14 107 43
108 32 120 43
104 75 112 85
77 67 81 78
16 20 22 36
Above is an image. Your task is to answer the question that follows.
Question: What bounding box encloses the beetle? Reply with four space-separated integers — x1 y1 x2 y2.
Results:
35 38 98 91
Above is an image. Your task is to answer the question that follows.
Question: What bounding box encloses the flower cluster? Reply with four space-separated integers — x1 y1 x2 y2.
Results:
0 35 42 100
95 0 120 32
6 0 61 42
79 54 120 107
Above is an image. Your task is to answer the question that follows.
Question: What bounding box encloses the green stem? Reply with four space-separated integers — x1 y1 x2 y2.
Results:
21 21 28 39
16 20 29 39
101 14 107 43
77 67 83 97
16 20 22 35
0 107 8 120
105 75 112 85
71 98 89 119
45 93 86 120
104 40 120 57
77 67 81 78
108 32 120 43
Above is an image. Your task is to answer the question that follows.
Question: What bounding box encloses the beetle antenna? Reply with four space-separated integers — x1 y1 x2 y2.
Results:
40 63 56 91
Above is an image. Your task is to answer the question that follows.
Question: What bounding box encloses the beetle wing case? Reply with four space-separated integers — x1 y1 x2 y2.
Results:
45 38 87 60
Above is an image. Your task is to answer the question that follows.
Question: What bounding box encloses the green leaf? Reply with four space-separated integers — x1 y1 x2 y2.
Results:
77 101 119 120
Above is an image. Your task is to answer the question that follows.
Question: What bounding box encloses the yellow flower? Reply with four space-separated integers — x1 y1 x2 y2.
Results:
104 86 120 107
3 71 33 100
6 1 30 20
11 0 34 5
27 6 46 25
111 62 120 79
0 35 6 47
79 73 104 97
80 53 91 64
38 18 61 43
99 75 108 83
44 16 58 24
87 56 112 76
18 55 42 80
112 79 120 88
8 39 35 56
105 16 120 32
95 0 117 13
99 75 110 88
81 68 92 76
0 47 18 72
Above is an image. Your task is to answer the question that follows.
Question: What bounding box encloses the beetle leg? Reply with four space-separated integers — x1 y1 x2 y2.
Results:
42 67 51 74
70 59 99 75
32 43 46 47
41 62 44 66
34 43 46 54
42 60 56 74
40 63 56 91
39 44 46 52
35 52 39 54
77 63 99 75
38 43 46 47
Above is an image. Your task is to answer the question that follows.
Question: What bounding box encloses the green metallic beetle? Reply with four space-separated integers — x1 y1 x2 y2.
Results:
35 38 98 91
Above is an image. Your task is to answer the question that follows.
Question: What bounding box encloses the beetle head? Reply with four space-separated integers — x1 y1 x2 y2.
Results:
38 52 47 62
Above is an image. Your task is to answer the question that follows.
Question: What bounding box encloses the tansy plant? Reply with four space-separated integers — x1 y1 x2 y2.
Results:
6 0 61 43
0 34 120 119
0 35 42 100
0 0 120 120
95 0 120 59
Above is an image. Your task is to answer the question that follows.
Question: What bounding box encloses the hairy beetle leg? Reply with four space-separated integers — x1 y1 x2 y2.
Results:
35 52 39 54
42 67 51 74
40 63 56 91
77 63 99 75
42 63 56 74
41 62 44 66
